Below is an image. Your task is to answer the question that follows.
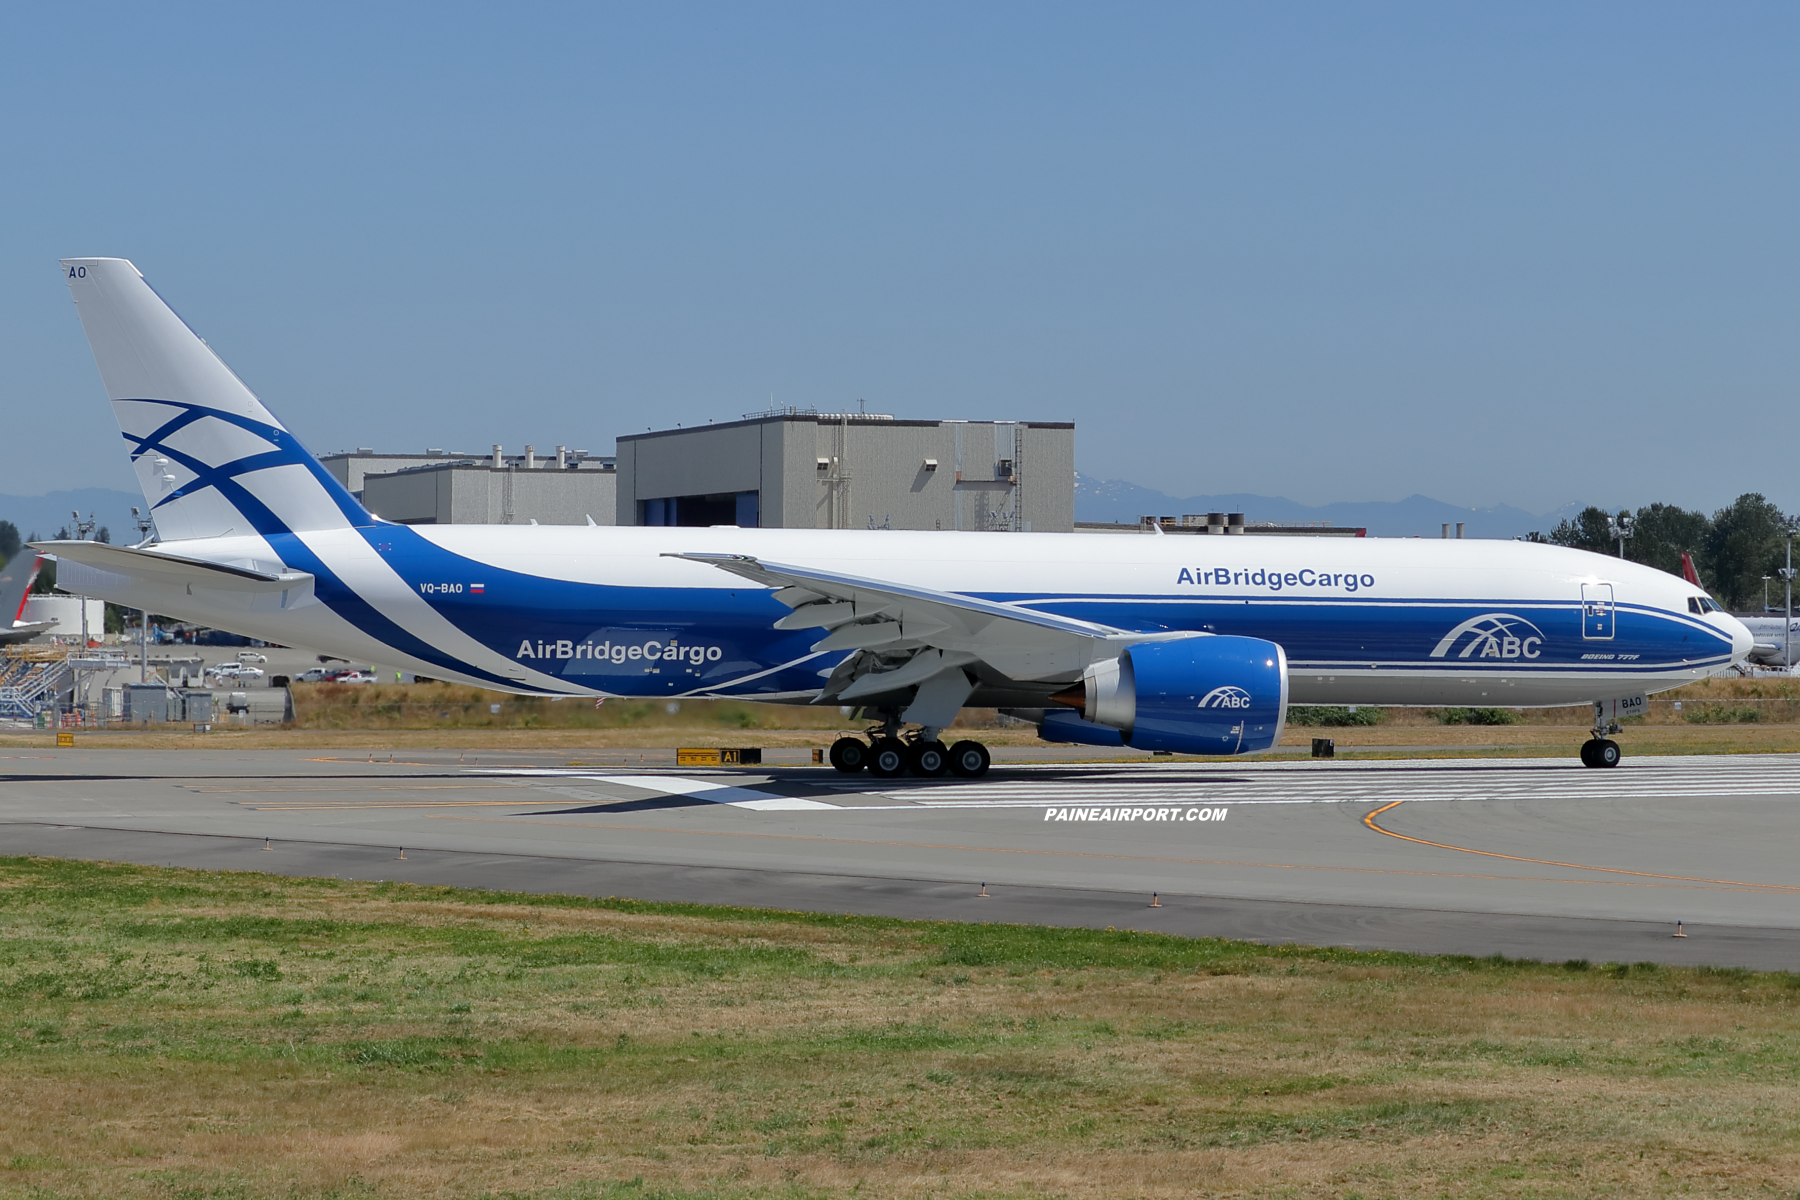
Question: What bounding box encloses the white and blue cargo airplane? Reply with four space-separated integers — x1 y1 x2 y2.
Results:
40 258 1751 774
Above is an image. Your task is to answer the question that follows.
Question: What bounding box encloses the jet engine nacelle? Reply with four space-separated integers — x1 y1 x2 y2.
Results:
1048 636 1288 755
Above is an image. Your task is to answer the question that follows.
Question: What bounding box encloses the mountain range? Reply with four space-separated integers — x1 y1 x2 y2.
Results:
1073 475 1583 540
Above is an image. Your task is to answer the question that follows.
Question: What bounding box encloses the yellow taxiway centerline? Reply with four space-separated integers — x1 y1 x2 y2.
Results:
1361 799 1799 892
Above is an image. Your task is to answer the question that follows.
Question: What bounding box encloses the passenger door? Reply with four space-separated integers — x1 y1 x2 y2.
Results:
1581 582 1615 640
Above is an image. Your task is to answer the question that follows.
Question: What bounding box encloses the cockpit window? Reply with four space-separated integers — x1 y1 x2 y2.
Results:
1688 596 1721 614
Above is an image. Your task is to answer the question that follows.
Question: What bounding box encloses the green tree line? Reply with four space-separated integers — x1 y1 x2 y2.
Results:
1542 493 1797 612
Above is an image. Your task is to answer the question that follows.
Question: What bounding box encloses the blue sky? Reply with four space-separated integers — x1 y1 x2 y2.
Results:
2 3 1795 514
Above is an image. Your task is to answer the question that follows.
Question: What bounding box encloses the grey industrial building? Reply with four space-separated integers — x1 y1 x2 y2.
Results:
616 409 1075 531
315 429 1356 538
321 447 617 526
317 412 1075 532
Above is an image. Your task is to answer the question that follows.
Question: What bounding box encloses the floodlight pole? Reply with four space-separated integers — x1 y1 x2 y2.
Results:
132 507 155 684
1783 532 1795 673
1607 511 1635 560
70 510 97 717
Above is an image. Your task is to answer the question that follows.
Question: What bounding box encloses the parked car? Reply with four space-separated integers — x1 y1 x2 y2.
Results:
238 652 267 663
295 667 333 682
333 670 378 684
209 663 266 680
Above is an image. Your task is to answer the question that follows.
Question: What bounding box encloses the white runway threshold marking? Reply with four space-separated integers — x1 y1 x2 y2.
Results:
472 770 837 810
470 757 1800 813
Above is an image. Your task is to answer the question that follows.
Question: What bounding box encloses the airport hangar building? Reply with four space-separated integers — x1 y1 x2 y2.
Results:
321 411 1359 536
321 446 619 528
616 409 1074 532
324 411 1079 533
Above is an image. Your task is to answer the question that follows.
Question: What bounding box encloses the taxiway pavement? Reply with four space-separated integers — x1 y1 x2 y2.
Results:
3 749 1797 968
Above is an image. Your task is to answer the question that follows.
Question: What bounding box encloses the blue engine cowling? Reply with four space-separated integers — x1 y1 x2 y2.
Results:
1049 635 1288 755
1040 709 1125 747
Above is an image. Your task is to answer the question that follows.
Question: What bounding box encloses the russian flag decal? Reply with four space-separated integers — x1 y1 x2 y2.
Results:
470 583 485 594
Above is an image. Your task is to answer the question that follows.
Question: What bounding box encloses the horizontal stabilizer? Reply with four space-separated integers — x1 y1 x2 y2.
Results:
33 540 313 594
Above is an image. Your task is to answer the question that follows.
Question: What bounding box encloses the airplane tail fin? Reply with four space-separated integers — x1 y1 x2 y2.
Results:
1680 551 1703 588
60 258 373 541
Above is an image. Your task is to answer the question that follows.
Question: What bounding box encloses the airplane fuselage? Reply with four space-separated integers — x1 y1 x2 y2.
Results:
64 522 1749 709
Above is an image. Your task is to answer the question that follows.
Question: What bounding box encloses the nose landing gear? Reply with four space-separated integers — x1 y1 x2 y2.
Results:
1580 703 1624 768
1579 738 1621 768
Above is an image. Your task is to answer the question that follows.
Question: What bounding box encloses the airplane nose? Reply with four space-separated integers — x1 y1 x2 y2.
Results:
1721 613 1754 663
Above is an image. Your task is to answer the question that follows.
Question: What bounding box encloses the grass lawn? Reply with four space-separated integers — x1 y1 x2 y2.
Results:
1 860 1798 1198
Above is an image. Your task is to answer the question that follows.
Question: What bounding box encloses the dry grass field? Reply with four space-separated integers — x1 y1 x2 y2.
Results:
0 858 1797 1199
8 675 1800 756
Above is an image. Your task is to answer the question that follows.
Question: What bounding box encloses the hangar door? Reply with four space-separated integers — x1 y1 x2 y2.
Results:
1581 582 1615 640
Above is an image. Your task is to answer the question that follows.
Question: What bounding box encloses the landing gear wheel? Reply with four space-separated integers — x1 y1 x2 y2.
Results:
829 736 870 773
1580 738 1622 768
947 739 991 778
908 740 949 777
869 737 909 778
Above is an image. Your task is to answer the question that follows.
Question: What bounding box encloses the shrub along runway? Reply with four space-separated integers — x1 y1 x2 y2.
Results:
4 749 1799 968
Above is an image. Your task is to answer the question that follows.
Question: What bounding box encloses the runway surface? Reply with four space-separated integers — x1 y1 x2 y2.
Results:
3 748 1798 969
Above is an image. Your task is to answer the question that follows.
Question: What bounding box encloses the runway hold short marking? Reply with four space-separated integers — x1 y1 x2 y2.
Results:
1045 806 1228 823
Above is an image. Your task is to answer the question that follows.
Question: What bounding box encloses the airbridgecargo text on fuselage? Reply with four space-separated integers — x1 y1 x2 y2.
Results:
516 638 723 664
1176 567 1377 592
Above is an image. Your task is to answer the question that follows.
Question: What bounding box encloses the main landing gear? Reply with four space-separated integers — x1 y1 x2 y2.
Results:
828 713 990 778
1580 703 1624 768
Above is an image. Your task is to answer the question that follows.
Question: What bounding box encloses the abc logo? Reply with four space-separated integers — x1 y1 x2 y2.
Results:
1198 686 1253 710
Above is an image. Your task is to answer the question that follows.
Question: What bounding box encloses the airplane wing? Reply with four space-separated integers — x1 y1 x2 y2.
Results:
666 553 1198 707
